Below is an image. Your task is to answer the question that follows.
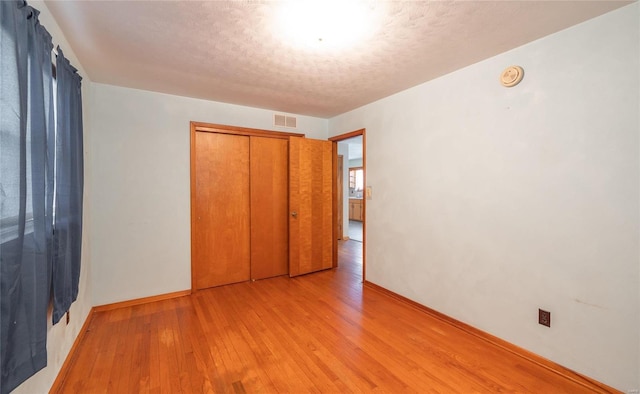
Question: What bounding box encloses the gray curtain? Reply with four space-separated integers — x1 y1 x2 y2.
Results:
0 1 55 393
51 48 83 325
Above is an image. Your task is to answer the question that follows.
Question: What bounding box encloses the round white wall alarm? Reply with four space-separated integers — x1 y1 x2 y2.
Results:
500 65 524 87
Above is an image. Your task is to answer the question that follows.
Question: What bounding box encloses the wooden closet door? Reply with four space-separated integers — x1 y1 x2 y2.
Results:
289 137 333 277
193 132 250 289
250 137 289 280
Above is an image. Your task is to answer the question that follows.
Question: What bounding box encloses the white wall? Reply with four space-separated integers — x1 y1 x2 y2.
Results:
89 84 328 305
329 4 639 391
12 2 94 393
338 142 350 238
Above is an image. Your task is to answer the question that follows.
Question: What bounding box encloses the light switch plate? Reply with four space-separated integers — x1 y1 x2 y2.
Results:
365 186 372 199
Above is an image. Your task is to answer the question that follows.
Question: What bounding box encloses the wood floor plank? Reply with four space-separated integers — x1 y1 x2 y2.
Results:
55 240 618 393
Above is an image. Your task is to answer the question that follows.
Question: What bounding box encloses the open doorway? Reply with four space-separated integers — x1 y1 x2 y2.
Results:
346 155 364 242
330 129 365 281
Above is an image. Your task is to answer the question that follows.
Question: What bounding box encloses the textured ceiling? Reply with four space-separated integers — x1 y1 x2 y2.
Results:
45 1 631 118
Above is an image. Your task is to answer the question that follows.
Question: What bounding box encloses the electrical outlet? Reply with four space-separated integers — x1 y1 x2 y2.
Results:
538 309 551 327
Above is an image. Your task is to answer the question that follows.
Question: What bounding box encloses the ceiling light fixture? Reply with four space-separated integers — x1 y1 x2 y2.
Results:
276 1 378 52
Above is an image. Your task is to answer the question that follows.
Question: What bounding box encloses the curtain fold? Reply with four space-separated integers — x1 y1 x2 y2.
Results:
51 48 83 325
0 1 54 393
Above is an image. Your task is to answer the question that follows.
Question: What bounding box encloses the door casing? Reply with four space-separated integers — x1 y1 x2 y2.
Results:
329 129 366 281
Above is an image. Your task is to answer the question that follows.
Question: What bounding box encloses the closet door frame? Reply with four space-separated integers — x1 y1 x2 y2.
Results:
190 122 304 292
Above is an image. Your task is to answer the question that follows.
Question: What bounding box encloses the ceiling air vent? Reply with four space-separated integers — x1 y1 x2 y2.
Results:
274 114 297 128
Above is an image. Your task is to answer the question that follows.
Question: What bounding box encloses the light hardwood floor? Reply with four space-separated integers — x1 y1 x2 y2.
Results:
56 241 615 393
